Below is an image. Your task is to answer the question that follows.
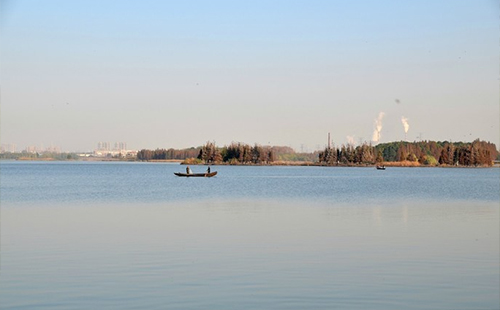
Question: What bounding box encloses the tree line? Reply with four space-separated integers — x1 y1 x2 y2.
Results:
136 148 200 160
136 143 275 164
198 142 275 164
318 143 380 165
137 142 317 164
0 151 79 160
137 139 497 166
137 142 323 164
436 140 495 166
318 139 497 166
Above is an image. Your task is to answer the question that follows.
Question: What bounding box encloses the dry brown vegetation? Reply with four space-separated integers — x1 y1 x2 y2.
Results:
381 161 421 167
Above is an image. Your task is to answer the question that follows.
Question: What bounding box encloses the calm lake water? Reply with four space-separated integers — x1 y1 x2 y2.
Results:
1 161 499 310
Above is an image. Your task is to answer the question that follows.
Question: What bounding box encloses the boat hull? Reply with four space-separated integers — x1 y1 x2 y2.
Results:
174 171 217 177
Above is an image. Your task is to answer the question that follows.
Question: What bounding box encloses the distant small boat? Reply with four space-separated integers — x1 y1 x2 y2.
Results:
376 165 386 170
174 171 217 177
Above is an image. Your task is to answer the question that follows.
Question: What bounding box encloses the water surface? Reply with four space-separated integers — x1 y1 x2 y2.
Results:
1 162 499 309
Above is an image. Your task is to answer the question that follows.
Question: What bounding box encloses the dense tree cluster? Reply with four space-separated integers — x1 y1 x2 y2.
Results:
318 143 377 165
376 141 442 162
137 142 276 164
438 140 494 166
318 139 496 166
197 142 222 163
374 140 496 166
198 142 275 164
136 148 200 160
0 152 79 160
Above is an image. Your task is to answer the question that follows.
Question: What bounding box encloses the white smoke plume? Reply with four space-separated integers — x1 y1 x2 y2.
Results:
372 112 385 143
401 116 410 134
346 135 355 146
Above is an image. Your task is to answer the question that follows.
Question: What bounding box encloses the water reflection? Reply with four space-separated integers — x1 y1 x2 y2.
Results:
1 199 498 310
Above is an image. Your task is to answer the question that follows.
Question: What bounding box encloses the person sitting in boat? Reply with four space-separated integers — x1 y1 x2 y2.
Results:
186 166 193 174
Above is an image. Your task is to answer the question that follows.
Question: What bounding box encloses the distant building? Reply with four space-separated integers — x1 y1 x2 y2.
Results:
0 144 17 153
45 146 61 153
23 145 61 154
94 141 136 158
97 142 110 151
25 146 40 153
114 142 127 151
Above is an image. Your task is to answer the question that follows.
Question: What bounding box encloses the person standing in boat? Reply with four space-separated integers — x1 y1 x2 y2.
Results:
186 166 193 174
207 166 210 173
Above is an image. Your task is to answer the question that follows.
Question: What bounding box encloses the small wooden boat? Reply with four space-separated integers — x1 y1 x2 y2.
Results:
376 165 386 170
174 171 217 177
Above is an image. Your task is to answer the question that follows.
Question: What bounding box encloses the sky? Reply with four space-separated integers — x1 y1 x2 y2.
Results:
1 0 499 152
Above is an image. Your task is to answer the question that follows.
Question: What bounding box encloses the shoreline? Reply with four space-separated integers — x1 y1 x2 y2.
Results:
2 158 497 168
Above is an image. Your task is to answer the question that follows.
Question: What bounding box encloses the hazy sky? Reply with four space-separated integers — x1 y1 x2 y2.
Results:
1 0 498 152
